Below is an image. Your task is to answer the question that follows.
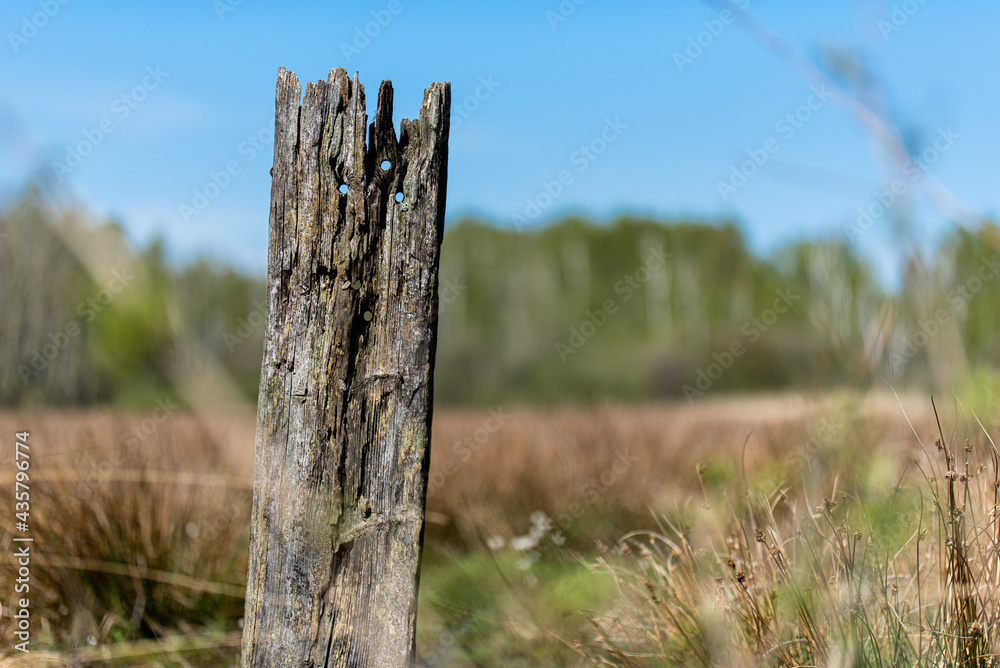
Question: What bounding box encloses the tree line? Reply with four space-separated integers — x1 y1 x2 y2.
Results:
3 187 999 407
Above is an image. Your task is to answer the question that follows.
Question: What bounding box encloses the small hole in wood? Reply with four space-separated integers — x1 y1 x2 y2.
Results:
380 160 391 170
395 192 405 203
338 183 348 194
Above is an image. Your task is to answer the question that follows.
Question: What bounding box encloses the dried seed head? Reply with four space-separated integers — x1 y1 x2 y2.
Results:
644 581 660 603
727 558 736 569
965 440 974 453
755 530 765 543
855 530 863 541
936 438 944 451
736 571 747 584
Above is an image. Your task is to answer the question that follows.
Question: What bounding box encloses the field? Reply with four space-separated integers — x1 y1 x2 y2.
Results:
1 390 997 666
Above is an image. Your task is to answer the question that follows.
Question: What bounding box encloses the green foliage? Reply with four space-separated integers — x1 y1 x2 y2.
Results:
0 191 265 408
418 547 617 665
5 187 1000 407
89 240 175 400
437 216 881 405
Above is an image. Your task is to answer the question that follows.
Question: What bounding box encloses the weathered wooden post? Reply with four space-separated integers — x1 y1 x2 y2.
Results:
241 68 449 667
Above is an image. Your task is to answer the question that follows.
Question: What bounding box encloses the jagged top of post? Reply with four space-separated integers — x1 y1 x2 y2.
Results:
274 66 449 143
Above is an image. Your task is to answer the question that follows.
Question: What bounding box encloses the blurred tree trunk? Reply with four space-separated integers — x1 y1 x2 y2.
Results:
0 196 101 405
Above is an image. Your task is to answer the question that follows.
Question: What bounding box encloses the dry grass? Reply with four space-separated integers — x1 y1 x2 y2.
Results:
0 391 964 664
0 410 254 663
425 392 934 550
584 397 1000 666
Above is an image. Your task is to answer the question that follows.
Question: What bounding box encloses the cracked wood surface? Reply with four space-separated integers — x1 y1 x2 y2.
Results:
241 67 450 668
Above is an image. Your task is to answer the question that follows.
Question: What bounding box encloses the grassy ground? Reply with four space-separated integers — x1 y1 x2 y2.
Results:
0 391 991 665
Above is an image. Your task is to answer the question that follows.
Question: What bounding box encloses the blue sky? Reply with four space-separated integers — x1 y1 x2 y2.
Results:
1 0 996 280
